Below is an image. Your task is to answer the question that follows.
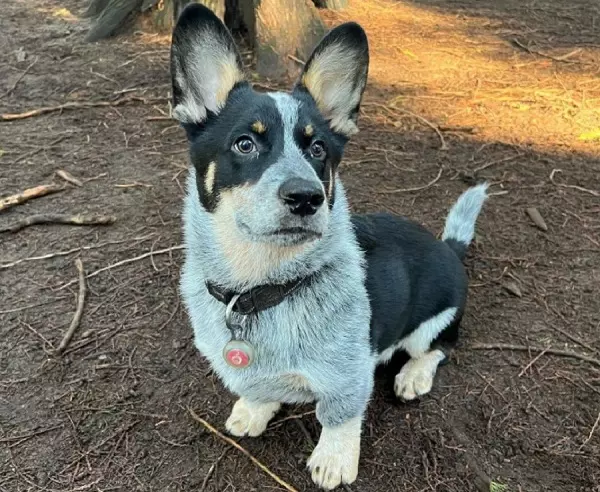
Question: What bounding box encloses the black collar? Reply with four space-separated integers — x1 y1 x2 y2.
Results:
206 275 310 315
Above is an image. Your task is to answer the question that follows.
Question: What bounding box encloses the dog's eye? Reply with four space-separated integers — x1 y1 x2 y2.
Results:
233 136 257 155
310 140 326 160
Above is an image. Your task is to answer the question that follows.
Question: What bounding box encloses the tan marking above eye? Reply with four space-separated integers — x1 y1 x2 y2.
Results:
304 124 314 137
251 121 266 134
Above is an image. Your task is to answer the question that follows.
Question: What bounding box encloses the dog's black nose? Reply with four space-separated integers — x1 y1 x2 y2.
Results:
278 178 325 217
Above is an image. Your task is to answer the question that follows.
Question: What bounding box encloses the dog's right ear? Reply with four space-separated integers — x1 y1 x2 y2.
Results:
170 4 245 125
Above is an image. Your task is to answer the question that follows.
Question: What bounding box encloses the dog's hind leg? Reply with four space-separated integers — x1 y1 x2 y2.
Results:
225 397 281 437
393 307 458 401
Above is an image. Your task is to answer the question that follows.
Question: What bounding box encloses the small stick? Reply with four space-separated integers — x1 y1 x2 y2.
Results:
518 346 550 377
473 154 520 174
188 407 299 492
12 135 69 165
56 169 83 187
58 244 184 290
0 235 154 269
200 449 229 492
471 343 600 368
380 165 443 194
0 214 116 233
0 95 166 121
288 54 306 65
270 410 316 427
1 57 38 99
364 102 447 150
0 183 65 212
0 424 63 444
396 107 448 150
579 411 600 450
512 39 584 64
53 259 86 355
550 169 599 197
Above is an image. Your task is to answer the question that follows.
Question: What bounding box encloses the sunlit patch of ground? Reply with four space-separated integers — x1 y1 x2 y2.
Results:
324 0 600 152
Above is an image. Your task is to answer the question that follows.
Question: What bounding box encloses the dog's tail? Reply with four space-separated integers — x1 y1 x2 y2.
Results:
442 183 488 261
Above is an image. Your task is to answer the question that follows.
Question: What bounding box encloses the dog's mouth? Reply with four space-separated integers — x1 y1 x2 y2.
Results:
237 220 323 246
266 227 322 244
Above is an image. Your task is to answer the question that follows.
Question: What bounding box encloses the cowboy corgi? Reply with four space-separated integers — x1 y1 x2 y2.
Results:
172 5 488 489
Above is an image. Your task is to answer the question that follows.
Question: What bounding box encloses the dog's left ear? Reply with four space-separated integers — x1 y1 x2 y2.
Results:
295 22 369 137
170 3 246 124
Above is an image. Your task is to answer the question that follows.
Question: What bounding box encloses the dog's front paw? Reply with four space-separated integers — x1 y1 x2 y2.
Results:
307 445 359 490
225 398 280 437
394 350 446 401
306 417 361 490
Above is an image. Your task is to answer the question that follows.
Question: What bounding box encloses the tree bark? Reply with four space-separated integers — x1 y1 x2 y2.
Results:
85 0 328 81
253 0 325 79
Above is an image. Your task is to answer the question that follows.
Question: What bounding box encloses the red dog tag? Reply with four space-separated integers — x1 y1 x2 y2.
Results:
223 340 254 369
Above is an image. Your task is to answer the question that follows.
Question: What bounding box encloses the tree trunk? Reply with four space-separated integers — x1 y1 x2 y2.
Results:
252 0 325 79
85 0 225 41
85 0 328 80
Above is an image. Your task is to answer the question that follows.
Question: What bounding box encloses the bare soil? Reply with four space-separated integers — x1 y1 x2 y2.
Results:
1 1 599 491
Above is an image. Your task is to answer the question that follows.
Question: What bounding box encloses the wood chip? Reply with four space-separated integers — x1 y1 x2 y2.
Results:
526 207 548 231
502 281 522 297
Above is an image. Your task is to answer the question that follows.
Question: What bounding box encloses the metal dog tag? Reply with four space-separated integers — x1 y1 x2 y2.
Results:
223 294 254 369
223 339 255 369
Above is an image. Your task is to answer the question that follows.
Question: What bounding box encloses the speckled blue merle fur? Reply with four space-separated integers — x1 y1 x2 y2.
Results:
172 4 488 490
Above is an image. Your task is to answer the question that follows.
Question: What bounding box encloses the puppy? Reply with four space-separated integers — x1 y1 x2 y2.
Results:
172 5 488 490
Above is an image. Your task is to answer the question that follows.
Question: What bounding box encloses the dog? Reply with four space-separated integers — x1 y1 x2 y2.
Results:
172 5 488 490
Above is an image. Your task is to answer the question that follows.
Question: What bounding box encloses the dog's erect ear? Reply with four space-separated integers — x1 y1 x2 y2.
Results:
170 4 245 124
295 22 369 137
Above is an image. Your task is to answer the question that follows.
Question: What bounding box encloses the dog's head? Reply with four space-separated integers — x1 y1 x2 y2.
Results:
171 4 368 250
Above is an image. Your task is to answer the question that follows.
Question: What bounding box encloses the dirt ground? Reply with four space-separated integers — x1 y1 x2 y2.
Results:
1 0 599 491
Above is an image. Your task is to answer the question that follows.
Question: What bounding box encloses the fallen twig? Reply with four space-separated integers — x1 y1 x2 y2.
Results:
1 57 38 99
188 407 299 492
473 154 520 174
0 214 116 233
270 410 316 428
396 107 448 150
1 95 166 121
57 244 184 290
0 235 154 269
579 411 600 450
364 102 447 150
518 346 550 377
550 169 599 197
0 183 65 212
0 424 63 445
12 135 70 165
53 259 86 355
380 165 443 194
200 449 229 492
56 169 83 187
471 343 600 368
512 39 585 64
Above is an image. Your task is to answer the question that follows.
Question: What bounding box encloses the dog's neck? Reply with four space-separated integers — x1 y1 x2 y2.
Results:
183 168 359 291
